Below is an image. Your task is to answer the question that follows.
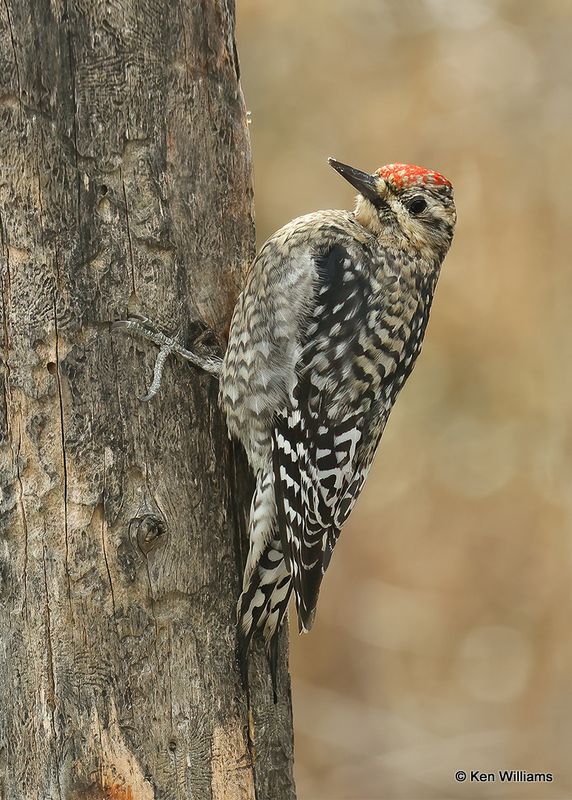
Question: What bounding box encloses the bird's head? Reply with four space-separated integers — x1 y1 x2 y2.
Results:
329 158 456 260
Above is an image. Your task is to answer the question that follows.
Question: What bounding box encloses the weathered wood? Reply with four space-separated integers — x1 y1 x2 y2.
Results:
0 2 296 798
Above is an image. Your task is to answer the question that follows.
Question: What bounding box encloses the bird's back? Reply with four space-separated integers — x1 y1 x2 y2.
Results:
220 209 377 470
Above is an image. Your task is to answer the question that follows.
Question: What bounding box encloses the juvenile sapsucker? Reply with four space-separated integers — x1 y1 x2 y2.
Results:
220 158 456 681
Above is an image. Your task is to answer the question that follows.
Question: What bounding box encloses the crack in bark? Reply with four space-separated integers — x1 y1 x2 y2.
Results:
121 171 137 297
15 420 29 618
52 295 72 613
42 544 64 800
100 451 117 614
101 461 117 617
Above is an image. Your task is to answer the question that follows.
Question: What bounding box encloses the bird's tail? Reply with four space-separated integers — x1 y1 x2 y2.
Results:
236 534 292 700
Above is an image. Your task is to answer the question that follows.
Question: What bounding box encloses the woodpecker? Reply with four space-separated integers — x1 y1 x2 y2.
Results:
220 158 456 683
115 157 456 694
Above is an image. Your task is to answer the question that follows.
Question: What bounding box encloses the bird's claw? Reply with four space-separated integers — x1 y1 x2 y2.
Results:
112 315 223 400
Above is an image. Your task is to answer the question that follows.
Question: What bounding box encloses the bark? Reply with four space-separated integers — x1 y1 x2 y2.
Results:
0 2 295 799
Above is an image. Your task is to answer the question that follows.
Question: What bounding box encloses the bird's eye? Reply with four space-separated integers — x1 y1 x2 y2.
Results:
407 196 427 215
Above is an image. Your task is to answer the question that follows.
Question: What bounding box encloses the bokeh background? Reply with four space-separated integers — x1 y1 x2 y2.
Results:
237 1 572 798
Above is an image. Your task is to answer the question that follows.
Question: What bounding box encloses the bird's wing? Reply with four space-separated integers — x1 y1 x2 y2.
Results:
271 243 401 631
272 406 372 631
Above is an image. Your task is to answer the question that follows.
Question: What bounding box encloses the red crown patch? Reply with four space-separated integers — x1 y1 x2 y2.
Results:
376 163 452 189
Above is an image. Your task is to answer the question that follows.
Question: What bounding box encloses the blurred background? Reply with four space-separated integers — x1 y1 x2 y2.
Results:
237 1 572 798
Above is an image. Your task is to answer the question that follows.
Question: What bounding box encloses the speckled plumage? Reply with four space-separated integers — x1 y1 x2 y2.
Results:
220 160 456 681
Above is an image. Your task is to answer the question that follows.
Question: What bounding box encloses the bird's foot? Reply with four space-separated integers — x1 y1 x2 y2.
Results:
112 314 222 400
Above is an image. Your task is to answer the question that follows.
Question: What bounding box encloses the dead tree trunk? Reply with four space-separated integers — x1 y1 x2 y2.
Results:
0 2 295 798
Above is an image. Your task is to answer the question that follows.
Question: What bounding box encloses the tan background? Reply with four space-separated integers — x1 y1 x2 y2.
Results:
237 2 572 798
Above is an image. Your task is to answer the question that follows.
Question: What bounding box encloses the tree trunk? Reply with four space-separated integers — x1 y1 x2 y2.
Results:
0 2 296 799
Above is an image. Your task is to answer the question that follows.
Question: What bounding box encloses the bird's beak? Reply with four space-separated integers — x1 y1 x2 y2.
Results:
328 158 380 204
